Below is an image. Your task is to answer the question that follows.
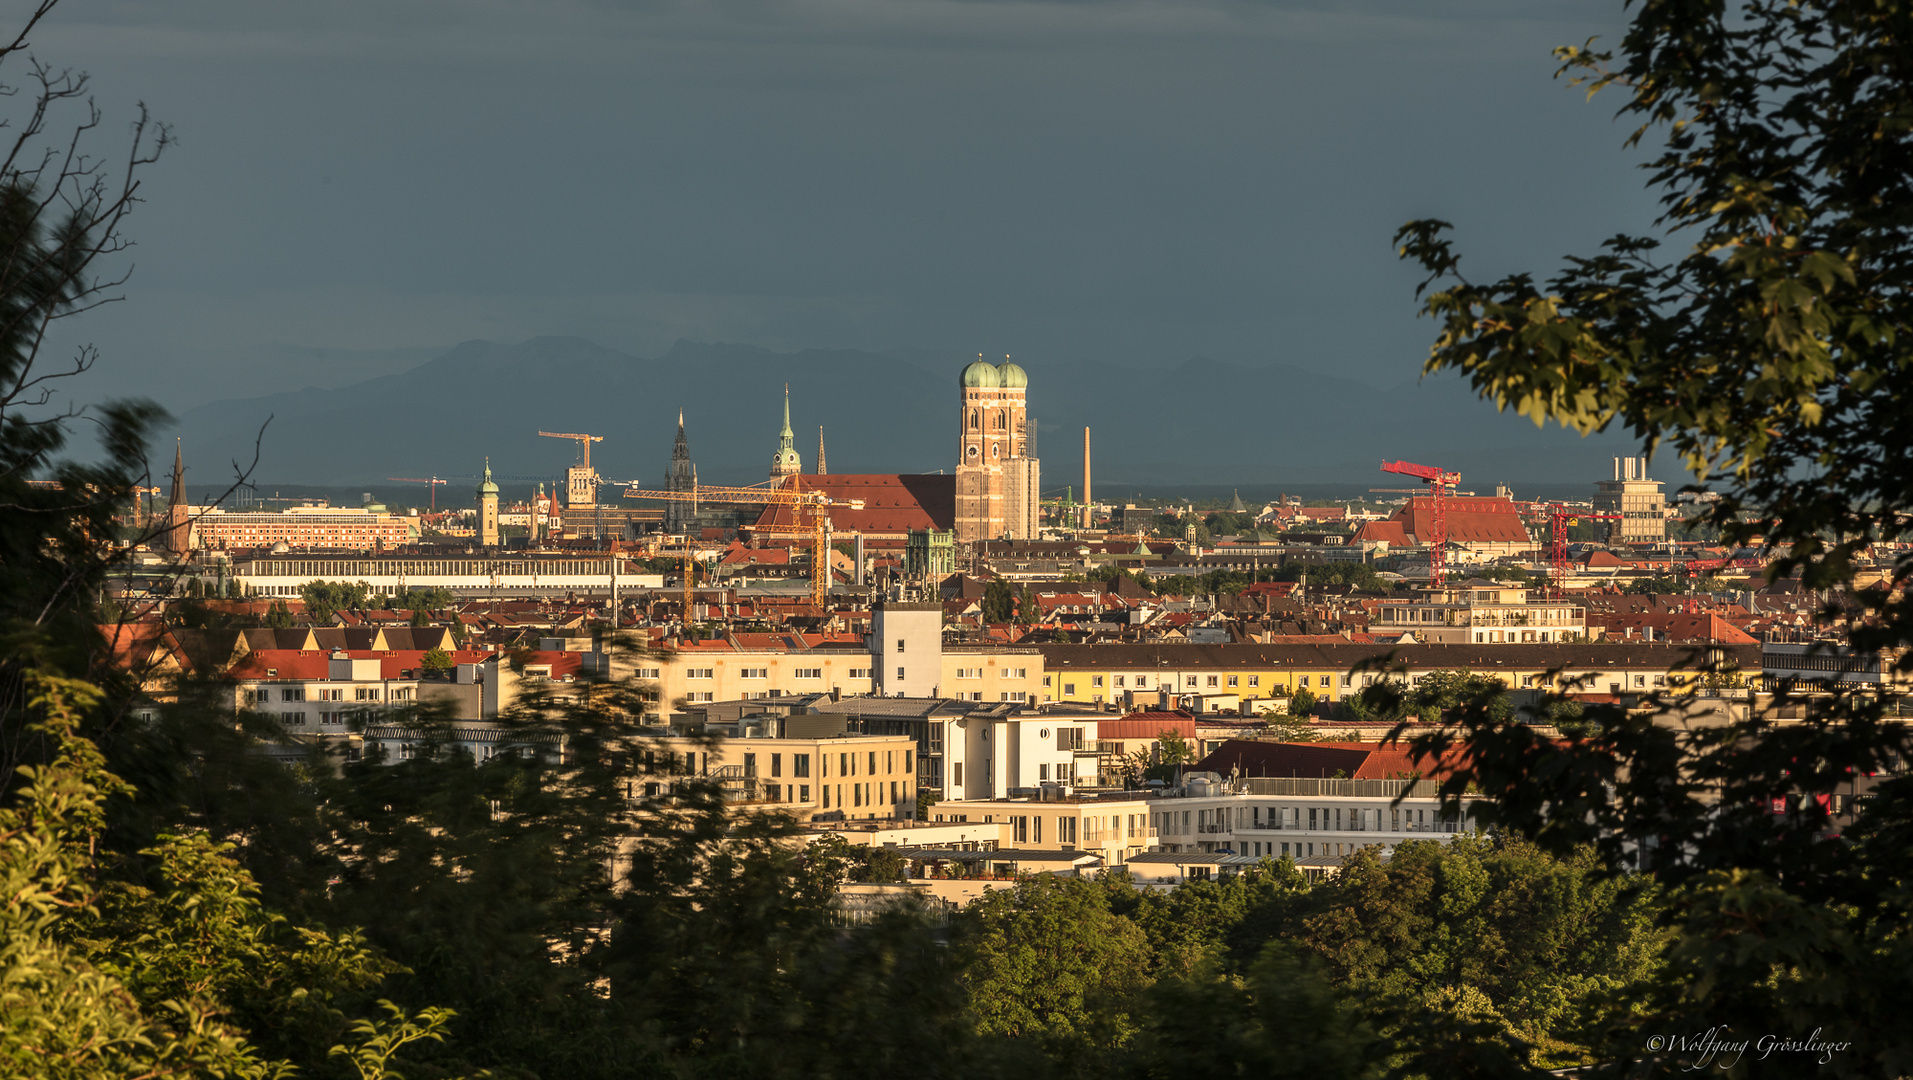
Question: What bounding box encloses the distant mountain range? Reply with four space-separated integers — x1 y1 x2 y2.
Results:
170 336 1656 501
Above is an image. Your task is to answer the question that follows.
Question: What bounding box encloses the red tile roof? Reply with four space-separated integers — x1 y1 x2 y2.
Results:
1354 520 1411 546
1388 496 1532 544
1197 739 1473 782
1099 712 1199 739
227 648 501 680
752 474 955 535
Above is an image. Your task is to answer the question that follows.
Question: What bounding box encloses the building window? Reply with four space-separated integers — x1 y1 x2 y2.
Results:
794 668 821 679
849 667 870 679
896 666 906 681
956 668 981 679
1042 675 1052 687
896 638 906 653
1185 676 1197 688
1039 763 1049 780
1012 667 1027 678
1227 675 1238 687
1114 675 1125 687
771 754 782 777
1135 675 1148 687
794 754 810 778
1206 676 1218 688
687 668 713 680
281 688 304 702
1248 675 1259 687
1319 676 1331 687
740 668 768 679
800 785 810 802
1091 676 1104 688
687 692 714 703
1064 683 1076 696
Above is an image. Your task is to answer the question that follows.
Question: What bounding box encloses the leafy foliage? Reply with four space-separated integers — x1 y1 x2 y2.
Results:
1392 4 1913 1069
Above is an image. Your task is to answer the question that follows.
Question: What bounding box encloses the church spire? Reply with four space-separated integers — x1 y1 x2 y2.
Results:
770 384 802 478
160 439 190 554
816 426 827 475
170 439 186 505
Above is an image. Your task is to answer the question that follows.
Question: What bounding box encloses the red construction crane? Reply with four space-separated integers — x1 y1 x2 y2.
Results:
387 476 448 512
1379 460 1461 586
1513 501 1623 597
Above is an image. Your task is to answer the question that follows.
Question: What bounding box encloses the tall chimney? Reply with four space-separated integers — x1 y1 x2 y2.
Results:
1082 427 1092 530
1613 456 1622 481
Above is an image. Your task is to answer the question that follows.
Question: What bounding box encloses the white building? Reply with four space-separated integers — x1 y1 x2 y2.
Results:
1370 579 1588 644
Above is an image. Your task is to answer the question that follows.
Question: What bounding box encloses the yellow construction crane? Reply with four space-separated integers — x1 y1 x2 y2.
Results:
622 476 862 609
539 430 607 509
537 430 604 467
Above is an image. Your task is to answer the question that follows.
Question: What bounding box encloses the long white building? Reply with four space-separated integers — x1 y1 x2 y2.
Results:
228 553 663 598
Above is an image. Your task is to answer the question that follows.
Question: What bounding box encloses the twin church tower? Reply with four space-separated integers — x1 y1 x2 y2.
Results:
664 358 1041 544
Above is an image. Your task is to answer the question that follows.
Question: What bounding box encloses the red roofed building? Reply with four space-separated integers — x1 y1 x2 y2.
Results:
1385 495 1534 556
751 474 955 550
1353 520 1411 547
1585 611 1758 644
1195 738 1473 784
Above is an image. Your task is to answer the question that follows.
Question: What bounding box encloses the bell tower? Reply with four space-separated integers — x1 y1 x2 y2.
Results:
954 355 1034 543
769 385 803 479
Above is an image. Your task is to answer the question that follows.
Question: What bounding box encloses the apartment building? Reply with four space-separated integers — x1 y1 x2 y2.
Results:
1370 579 1589 645
644 732 919 822
229 649 516 730
1036 641 1763 710
188 504 418 552
1148 776 1488 862
600 633 1042 724
927 793 1159 867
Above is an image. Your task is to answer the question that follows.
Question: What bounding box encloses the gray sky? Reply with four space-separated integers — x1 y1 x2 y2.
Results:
34 0 1654 417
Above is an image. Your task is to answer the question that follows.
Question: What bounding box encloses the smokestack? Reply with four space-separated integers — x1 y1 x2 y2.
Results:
1613 456 1622 481
1082 427 1092 529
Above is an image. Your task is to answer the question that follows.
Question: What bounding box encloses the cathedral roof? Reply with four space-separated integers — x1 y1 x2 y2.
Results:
752 474 956 537
997 361 1028 388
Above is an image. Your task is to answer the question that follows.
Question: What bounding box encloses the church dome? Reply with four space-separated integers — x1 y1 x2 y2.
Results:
960 360 1001 388
997 361 1028 388
476 460 499 497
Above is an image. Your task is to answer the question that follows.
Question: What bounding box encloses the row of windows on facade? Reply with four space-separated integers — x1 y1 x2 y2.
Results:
934 811 1148 846
642 748 912 780
1155 805 1466 834
1050 673 1335 695
627 778 906 811
247 687 414 704
678 667 866 680
945 758 1079 788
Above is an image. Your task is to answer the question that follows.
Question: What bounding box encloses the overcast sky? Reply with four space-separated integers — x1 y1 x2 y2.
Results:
32 0 1655 420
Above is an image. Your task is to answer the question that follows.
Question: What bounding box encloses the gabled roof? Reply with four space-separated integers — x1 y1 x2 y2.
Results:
1354 520 1411 546
229 648 501 680
1389 496 1532 544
